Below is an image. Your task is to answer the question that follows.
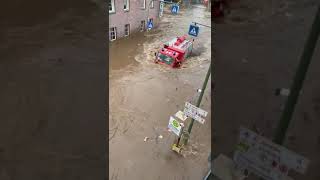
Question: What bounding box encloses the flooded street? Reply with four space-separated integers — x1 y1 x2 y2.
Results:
109 5 211 179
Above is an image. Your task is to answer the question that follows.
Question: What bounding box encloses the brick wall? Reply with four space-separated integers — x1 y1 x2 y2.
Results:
109 0 160 40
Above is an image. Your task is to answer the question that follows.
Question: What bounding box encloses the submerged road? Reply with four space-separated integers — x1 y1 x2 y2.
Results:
109 4 211 180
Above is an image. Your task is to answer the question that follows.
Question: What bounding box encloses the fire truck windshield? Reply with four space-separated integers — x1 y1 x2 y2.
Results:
158 54 174 65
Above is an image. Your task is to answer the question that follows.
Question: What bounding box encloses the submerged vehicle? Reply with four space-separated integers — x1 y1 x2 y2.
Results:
155 35 193 68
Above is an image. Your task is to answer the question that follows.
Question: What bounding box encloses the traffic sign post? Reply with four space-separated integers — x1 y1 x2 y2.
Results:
171 4 179 14
188 21 211 37
188 24 199 37
159 1 164 17
168 116 185 154
147 19 153 30
184 61 212 145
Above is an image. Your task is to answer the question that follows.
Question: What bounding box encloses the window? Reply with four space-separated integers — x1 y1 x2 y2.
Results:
140 20 145 32
141 0 146 9
158 54 174 65
124 0 129 11
124 24 130 36
110 27 117 41
109 0 115 13
150 0 154 8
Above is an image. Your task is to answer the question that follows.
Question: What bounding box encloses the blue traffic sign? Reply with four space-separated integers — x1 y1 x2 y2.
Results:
188 24 199 37
147 20 153 30
171 4 179 14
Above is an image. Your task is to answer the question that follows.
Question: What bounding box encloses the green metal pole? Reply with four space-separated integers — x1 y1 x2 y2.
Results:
273 5 320 145
186 61 212 138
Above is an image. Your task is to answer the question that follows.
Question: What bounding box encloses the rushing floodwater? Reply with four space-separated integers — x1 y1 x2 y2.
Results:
109 4 212 180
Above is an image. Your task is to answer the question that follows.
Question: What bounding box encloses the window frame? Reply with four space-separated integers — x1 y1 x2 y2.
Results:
140 20 146 32
110 27 117 41
150 0 154 9
158 54 174 65
124 0 130 11
124 24 130 37
141 0 146 9
109 0 116 14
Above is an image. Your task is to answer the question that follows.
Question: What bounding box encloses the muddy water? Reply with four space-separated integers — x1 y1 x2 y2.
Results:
109 33 146 71
110 5 211 72
110 4 211 180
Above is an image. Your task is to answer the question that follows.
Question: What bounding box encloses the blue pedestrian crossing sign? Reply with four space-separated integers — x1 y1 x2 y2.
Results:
147 20 153 30
188 24 199 37
171 4 179 14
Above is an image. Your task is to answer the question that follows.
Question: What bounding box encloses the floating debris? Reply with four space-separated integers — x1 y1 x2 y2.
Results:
144 137 149 142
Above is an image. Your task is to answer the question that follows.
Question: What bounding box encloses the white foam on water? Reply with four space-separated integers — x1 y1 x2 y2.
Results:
133 5 212 73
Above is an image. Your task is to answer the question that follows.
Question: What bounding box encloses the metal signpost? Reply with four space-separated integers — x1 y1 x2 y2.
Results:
188 24 200 37
167 101 208 154
159 1 164 17
167 115 185 154
147 19 153 30
188 22 211 37
167 21 212 151
147 0 176 28
233 127 309 180
171 4 180 14
186 61 211 141
184 22 211 141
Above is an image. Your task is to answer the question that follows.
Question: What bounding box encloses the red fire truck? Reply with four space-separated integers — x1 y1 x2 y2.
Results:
154 35 193 68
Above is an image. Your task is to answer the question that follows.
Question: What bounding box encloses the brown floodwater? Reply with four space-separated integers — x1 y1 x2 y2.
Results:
109 4 212 180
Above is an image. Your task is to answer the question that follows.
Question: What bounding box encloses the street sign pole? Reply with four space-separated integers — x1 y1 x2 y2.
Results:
147 0 175 29
185 61 212 144
192 22 211 28
273 5 320 145
188 22 211 37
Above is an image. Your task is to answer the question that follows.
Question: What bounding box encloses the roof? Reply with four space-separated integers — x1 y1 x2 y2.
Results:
164 36 191 53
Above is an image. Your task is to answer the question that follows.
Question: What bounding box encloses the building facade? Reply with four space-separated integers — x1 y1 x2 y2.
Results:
109 0 160 41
